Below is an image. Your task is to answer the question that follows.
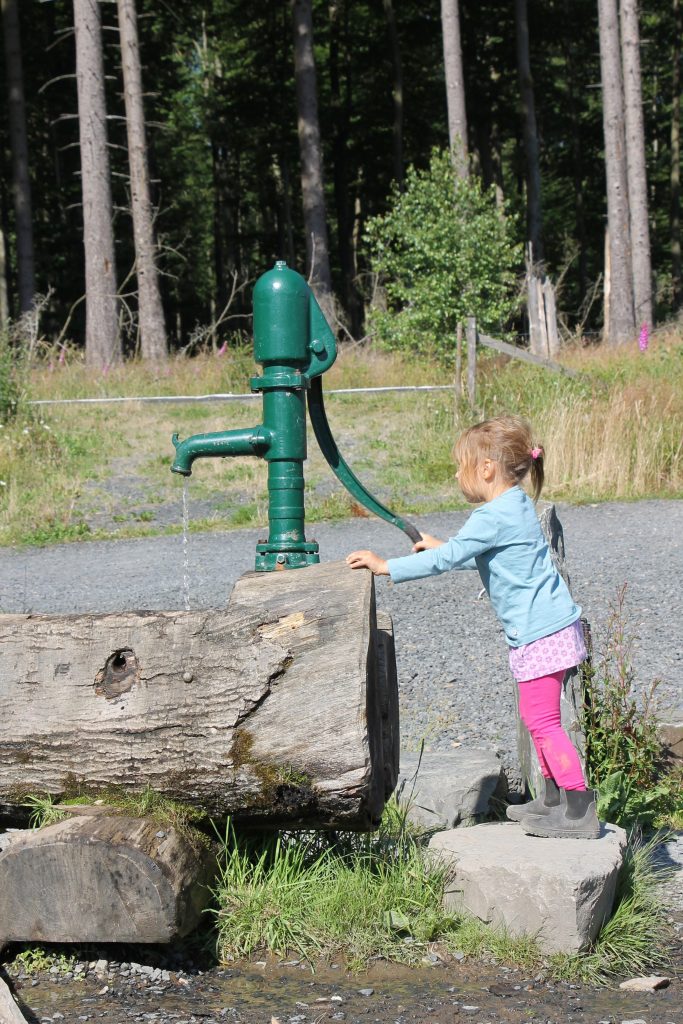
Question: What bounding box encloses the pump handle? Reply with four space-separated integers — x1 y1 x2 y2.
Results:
307 376 422 546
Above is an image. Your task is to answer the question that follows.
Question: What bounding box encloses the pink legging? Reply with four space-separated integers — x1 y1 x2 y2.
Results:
517 671 586 791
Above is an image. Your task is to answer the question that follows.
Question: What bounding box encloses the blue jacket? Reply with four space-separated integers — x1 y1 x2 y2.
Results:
386 486 581 647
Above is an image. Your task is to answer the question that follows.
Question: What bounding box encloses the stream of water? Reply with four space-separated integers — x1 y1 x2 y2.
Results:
182 479 190 611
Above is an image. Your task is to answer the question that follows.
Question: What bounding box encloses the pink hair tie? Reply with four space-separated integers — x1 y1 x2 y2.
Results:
530 447 543 460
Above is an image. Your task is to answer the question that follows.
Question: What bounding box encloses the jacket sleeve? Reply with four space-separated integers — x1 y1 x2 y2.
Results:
386 507 498 583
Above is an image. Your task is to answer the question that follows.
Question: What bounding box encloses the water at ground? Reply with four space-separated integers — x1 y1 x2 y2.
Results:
5 944 682 1024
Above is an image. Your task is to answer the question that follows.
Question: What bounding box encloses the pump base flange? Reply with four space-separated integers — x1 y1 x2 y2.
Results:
255 543 320 572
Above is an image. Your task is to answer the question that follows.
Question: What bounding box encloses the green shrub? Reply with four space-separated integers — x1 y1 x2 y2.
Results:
582 585 682 827
365 148 522 358
0 329 24 421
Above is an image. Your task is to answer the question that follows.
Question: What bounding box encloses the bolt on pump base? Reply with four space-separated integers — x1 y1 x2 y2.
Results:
171 262 420 571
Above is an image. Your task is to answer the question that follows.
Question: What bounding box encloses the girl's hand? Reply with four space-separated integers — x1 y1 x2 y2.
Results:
346 550 389 576
412 532 444 552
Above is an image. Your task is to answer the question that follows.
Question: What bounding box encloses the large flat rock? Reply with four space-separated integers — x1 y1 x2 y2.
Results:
398 749 503 830
430 820 627 954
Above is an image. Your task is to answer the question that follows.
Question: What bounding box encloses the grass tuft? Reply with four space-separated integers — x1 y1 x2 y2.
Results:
550 830 674 984
211 803 673 981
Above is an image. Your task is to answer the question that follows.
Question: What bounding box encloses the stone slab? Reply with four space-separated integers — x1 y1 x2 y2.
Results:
398 749 503 831
430 820 627 954
657 713 683 764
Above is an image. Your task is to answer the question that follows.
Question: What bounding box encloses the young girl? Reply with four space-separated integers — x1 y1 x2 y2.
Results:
346 414 600 840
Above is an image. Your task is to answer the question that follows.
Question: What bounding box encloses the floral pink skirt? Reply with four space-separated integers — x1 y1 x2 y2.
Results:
508 618 587 683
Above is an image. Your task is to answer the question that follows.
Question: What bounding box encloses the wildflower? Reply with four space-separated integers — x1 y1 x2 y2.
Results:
0 480 6 487
217 341 228 356
638 323 649 352
22 428 29 435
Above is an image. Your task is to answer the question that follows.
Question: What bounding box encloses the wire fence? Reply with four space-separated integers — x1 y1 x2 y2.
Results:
27 384 457 408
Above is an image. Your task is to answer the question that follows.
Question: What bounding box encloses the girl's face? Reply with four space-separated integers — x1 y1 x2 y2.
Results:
455 457 486 503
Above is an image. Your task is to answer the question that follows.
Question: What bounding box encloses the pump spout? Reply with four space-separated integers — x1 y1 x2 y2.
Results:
171 426 272 476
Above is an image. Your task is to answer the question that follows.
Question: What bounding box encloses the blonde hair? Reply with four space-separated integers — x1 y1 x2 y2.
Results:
454 415 545 501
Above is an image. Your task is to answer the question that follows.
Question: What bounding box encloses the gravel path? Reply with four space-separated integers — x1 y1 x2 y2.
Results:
0 498 680 765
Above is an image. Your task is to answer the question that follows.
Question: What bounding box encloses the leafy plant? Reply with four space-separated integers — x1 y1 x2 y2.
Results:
0 329 24 422
11 946 75 976
365 148 522 358
581 585 681 827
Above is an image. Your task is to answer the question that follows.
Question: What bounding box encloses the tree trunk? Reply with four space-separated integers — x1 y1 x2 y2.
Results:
329 1 362 335
1 0 35 314
116 0 168 360
0 562 397 829
597 0 635 344
440 0 468 178
0 225 9 329
0 813 213 944
73 0 121 367
514 0 544 263
672 0 681 311
383 0 404 188
620 0 653 328
291 0 334 321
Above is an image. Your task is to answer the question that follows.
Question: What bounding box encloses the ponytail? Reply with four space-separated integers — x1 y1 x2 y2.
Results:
529 445 544 501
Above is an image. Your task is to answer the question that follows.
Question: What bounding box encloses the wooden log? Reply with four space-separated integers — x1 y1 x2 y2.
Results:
466 316 477 406
376 611 399 800
0 561 397 829
477 332 579 378
0 814 213 943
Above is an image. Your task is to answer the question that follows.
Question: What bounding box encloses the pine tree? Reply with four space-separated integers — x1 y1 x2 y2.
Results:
116 0 168 360
440 0 468 177
73 0 121 366
597 0 635 343
2 0 35 313
620 0 652 327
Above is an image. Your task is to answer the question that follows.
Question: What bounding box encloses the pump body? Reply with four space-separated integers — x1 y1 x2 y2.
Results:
172 262 419 570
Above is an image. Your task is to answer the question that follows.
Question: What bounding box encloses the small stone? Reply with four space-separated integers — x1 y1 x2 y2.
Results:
620 1019 648 1024
461 1007 479 1014
619 975 671 992
94 959 108 975
97 985 108 995
183 671 194 683
357 988 374 997
330 995 343 1003
156 830 167 839
452 950 465 961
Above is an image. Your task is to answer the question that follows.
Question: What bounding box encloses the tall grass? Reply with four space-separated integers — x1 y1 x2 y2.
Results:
0 330 681 546
212 803 673 981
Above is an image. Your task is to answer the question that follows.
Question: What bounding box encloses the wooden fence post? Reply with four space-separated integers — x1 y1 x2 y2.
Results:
466 316 477 407
454 322 463 401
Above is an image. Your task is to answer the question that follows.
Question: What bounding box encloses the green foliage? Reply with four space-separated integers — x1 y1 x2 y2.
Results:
24 784 210 853
212 802 460 969
365 149 522 357
582 585 682 827
0 330 24 422
11 946 75 976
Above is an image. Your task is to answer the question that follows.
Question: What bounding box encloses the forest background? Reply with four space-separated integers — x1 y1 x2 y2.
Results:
1 0 681 360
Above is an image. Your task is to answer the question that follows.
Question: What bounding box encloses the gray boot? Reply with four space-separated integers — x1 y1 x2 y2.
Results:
521 788 601 839
506 777 560 822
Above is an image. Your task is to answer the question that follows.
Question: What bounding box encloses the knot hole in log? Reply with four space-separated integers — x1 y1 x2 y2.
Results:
95 648 140 699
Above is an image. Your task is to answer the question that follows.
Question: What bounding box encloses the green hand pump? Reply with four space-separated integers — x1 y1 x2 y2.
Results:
171 261 420 571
